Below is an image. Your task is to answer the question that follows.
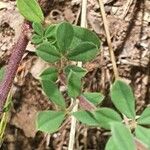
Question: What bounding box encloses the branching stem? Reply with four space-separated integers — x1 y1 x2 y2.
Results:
68 0 87 149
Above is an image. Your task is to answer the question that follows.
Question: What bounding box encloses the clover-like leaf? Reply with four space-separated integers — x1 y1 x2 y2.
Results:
17 0 44 23
36 111 65 133
71 25 100 48
67 70 81 98
65 65 87 78
93 108 122 129
111 122 136 150
40 67 58 82
82 92 104 106
135 125 150 147
137 107 150 125
45 24 57 38
110 80 136 119
56 22 74 53
32 34 43 44
32 22 44 35
41 80 66 109
36 42 60 63
73 110 99 126
67 42 98 62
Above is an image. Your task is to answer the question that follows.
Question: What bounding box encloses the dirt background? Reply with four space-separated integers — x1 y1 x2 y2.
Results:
0 0 150 149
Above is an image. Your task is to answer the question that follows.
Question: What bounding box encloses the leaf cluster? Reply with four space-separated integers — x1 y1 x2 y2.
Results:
32 22 100 63
31 22 102 135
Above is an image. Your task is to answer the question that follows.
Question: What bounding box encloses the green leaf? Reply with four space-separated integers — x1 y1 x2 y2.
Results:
105 137 119 150
32 22 44 35
65 65 87 78
93 108 122 129
135 125 150 147
82 92 104 106
56 22 74 53
111 122 136 150
31 34 43 44
36 111 65 133
137 107 150 125
71 25 100 48
110 80 136 119
17 0 44 23
67 70 81 98
40 67 58 82
73 110 99 126
41 80 66 109
36 42 60 63
67 42 98 62
45 25 57 38
0 67 5 82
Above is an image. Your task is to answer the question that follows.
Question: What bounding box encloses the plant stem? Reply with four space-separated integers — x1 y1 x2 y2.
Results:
68 0 87 149
0 90 12 145
0 22 30 112
68 99 79 150
98 0 119 79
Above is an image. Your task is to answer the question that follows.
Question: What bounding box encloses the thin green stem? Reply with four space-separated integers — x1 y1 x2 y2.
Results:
0 90 12 145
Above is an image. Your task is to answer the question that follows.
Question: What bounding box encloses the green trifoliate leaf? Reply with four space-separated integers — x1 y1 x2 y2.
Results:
32 22 44 35
93 108 122 129
17 0 44 23
135 125 150 147
105 137 119 150
67 42 98 62
41 80 66 109
137 107 150 125
44 25 57 38
71 25 100 48
36 42 60 63
73 110 99 126
67 70 81 98
31 34 43 44
56 22 74 53
65 65 87 78
111 122 136 150
71 26 100 48
110 80 136 119
82 92 104 106
36 111 65 133
40 67 58 82
0 67 5 82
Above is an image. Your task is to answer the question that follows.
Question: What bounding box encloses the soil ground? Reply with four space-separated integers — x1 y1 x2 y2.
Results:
0 0 150 149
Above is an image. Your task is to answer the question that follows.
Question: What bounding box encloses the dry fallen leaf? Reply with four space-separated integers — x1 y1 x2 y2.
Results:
87 10 102 34
64 8 75 23
30 58 50 79
71 0 81 6
0 2 24 40
11 104 37 138
0 2 7 9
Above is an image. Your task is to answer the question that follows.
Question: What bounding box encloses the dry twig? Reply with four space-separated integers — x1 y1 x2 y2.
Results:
98 0 119 79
